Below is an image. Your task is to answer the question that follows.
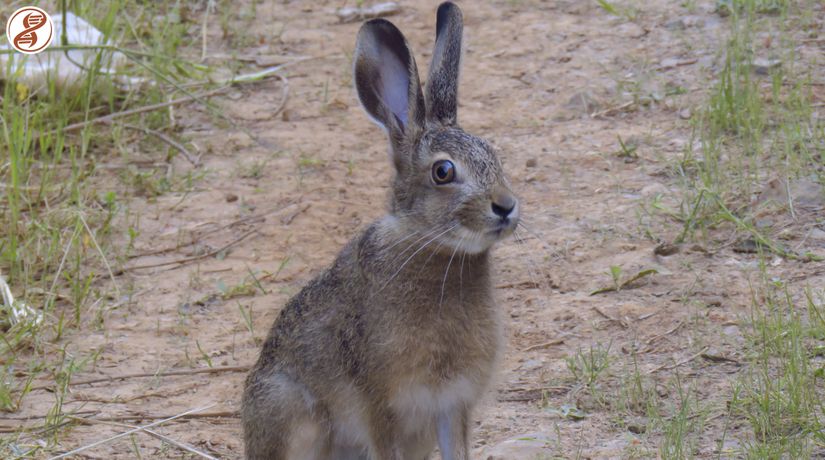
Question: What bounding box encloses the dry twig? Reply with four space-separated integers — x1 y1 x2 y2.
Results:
68 416 218 460
521 338 564 352
48 404 216 460
647 347 709 374
115 229 258 274
60 86 229 134
273 73 290 119
25 365 250 392
644 321 684 346
122 124 201 166
93 410 239 422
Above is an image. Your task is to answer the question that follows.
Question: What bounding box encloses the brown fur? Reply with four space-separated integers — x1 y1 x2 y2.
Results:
242 3 519 459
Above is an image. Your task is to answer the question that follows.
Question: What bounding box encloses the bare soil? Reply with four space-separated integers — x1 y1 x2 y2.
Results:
11 0 825 458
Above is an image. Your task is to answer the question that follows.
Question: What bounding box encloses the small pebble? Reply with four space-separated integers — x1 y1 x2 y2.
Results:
664 18 686 30
753 58 781 75
627 422 647 434
654 243 680 256
525 158 538 168
225 193 239 203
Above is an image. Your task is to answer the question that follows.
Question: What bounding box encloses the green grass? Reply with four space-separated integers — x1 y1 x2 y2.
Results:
732 282 825 457
663 0 823 252
566 341 612 400
0 0 261 455
650 0 825 457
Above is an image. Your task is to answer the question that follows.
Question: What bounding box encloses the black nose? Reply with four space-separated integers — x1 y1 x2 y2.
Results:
491 199 516 218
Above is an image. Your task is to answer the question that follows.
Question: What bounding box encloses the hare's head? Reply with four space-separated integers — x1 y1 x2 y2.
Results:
354 2 518 255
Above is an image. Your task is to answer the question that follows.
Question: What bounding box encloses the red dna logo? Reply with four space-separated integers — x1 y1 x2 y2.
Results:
14 12 46 49
6 6 54 54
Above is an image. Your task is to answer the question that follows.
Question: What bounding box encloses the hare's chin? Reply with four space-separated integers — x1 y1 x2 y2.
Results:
444 226 511 255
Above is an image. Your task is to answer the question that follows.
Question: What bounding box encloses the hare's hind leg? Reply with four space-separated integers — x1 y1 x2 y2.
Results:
436 409 470 460
242 371 328 460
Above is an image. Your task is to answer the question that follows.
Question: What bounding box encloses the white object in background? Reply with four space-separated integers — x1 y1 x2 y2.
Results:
0 272 42 328
1 12 135 95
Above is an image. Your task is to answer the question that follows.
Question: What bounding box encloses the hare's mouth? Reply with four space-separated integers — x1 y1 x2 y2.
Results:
486 224 515 241
442 220 516 255
487 216 518 237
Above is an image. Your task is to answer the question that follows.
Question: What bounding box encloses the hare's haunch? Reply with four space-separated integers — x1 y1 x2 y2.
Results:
242 3 519 459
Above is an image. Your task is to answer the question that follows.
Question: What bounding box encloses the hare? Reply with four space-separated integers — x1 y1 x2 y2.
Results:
242 2 519 459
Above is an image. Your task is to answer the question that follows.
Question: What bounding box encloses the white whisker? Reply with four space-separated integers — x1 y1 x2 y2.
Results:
378 224 458 293
439 233 464 308
459 244 467 304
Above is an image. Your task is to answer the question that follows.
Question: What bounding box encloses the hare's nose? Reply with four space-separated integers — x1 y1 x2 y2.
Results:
491 200 515 218
491 189 517 219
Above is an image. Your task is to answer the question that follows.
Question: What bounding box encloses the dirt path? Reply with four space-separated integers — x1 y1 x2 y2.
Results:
14 1 825 458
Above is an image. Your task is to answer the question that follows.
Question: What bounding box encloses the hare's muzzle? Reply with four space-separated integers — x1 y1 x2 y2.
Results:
489 187 519 236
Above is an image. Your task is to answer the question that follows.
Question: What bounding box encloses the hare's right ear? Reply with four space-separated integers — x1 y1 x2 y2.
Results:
354 19 425 164
426 2 463 126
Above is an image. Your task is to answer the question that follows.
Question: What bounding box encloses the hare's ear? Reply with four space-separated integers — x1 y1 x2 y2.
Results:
354 19 425 149
426 2 463 126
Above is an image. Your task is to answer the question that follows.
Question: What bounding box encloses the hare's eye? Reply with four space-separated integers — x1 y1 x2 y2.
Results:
432 160 456 185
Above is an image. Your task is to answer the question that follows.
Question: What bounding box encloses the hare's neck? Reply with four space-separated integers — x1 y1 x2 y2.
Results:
361 217 492 294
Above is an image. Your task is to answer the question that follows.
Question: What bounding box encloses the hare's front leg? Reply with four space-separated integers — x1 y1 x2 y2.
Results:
365 407 405 460
436 408 470 460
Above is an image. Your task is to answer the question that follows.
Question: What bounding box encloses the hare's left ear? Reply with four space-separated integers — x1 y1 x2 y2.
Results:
426 2 463 126
354 19 426 143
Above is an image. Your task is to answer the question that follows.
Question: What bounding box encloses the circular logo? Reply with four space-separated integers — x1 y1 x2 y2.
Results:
6 6 54 55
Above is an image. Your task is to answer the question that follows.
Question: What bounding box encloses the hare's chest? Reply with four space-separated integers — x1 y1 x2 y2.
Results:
389 375 481 432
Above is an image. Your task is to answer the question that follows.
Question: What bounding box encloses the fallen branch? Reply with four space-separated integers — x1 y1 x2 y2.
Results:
115 229 258 275
273 73 289 119
590 100 635 118
24 365 251 393
68 416 218 460
655 58 698 71
521 338 564 352
48 404 216 460
92 410 239 422
590 268 658 296
280 203 310 225
647 347 709 374
592 306 628 328
644 321 684 346
122 124 200 167
60 86 229 134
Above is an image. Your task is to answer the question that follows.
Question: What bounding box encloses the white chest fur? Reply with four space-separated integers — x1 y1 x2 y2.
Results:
389 375 482 434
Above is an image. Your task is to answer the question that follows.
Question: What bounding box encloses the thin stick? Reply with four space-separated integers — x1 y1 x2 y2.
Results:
115 229 257 274
47 404 216 460
1 410 99 421
273 73 289 119
122 124 200 166
280 203 310 225
592 306 627 328
25 365 251 392
200 0 213 62
60 86 229 134
89 411 238 422
522 338 564 352
647 347 709 374
655 58 698 71
79 213 120 299
68 416 218 460
591 100 635 118
127 199 298 260
1 410 238 423
645 321 684 346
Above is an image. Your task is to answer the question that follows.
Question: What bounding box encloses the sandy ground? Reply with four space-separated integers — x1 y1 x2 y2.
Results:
8 0 825 458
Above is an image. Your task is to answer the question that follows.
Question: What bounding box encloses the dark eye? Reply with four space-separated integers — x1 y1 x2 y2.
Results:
432 160 456 185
